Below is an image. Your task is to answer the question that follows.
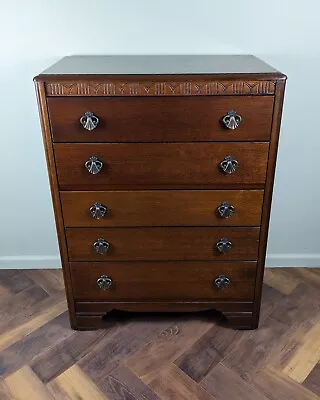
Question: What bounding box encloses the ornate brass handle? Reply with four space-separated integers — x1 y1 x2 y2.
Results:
96 275 113 290
85 156 103 175
80 111 99 131
217 202 235 219
90 203 108 219
93 238 110 254
214 275 231 289
219 155 238 174
216 238 232 253
222 110 242 130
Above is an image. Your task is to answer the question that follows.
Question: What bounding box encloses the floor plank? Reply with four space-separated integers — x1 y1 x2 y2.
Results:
47 365 109 400
254 366 319 400
201 362 269 400
4 366 54 400
150 363 214 400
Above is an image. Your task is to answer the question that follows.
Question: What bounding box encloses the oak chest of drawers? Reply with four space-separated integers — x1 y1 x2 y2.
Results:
34 55 286 330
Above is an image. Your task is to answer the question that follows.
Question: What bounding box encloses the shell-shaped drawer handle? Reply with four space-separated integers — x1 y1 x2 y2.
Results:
217 202 235 219
214 275 231 289
80 111 99 131
216 238 232 254
219 155 238 174
222 110 242 130
90 203 108 219
97 275 113 290
93 238 110 255
85 156 103 175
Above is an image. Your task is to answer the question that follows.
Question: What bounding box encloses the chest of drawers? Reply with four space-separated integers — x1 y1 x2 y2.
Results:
34 55 286 330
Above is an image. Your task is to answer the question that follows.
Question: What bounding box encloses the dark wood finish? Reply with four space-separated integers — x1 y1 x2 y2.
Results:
45 78 277 97
66 227 260 261
75 300 254 314
34 81 77 329
48 96 274 143
61 190 264 227
54 142 269 189
253 79 287 328
70 261 257 301
34 55 286 331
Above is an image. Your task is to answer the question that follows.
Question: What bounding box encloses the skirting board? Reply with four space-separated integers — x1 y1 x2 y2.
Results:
0 254 319 269
0 256 61 269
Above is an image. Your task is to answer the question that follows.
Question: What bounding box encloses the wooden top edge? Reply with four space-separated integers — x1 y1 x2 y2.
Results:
34 55 286 78
34 72 287 82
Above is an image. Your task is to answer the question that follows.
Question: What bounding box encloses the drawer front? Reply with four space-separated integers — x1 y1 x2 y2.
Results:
48 96 274 142
55 142 269 189
61 190 264 227
66 227 260 261
70 261 257 301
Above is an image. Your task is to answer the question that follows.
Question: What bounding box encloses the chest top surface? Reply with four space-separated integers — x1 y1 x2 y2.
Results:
39 55 283 77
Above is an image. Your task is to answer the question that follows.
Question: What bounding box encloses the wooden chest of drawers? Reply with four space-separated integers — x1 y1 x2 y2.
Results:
34 55 286 330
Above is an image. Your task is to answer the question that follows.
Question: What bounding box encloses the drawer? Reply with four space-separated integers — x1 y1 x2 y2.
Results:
48 96 274 143
61 190 264 227
54 142 269 189
70 261 257 301
66 227 260 261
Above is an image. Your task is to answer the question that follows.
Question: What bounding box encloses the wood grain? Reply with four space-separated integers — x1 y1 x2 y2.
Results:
61 189 264 227
54 142 269 189
70 261 257 301
48 96 274 143
66 227 260 261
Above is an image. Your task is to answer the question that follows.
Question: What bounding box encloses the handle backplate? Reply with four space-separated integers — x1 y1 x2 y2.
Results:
222 110 242 130
219 155 238 174
85 156 103 175
96 275 113 290
216 238 232 254
80 111 99 131
90 203 108 219
93 238 110 255
214 275 231 289
217 202 235 219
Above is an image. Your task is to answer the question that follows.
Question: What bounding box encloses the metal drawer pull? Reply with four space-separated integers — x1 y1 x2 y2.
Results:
222 110 242 130
93 238 110 254
90 203 108 219
80 111 99 131
97 275 113 290
216 238 232 253
214 275 231 289
85 156 103 175
219 155 238 174
217 202 235 219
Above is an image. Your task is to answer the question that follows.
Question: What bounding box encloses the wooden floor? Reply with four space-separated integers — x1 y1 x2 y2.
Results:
0 268 319 400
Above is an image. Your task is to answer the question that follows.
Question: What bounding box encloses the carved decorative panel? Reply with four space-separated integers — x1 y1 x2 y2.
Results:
45 80 276 96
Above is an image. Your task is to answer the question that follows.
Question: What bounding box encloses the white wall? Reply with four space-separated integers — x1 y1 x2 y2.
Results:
1 0 319 268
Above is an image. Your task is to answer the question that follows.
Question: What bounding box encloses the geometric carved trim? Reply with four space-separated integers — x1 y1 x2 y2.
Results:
45 80 276 96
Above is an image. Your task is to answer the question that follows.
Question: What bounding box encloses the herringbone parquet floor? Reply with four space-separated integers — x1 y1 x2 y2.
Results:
0 268 319 400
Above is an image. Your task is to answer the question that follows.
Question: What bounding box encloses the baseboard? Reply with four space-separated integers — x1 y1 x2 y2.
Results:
0 254 319 269
266 254 320 267
0 256 61 269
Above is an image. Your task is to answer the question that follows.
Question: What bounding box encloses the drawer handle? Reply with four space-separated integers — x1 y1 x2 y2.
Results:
217 202 235 219
90 203 108 219
96 275 113 290
216 238 232 253
93 238 110 254
219 155 238 174
80 111 99 131
85 156 103 175
214 275 231 289
222 110 242 130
